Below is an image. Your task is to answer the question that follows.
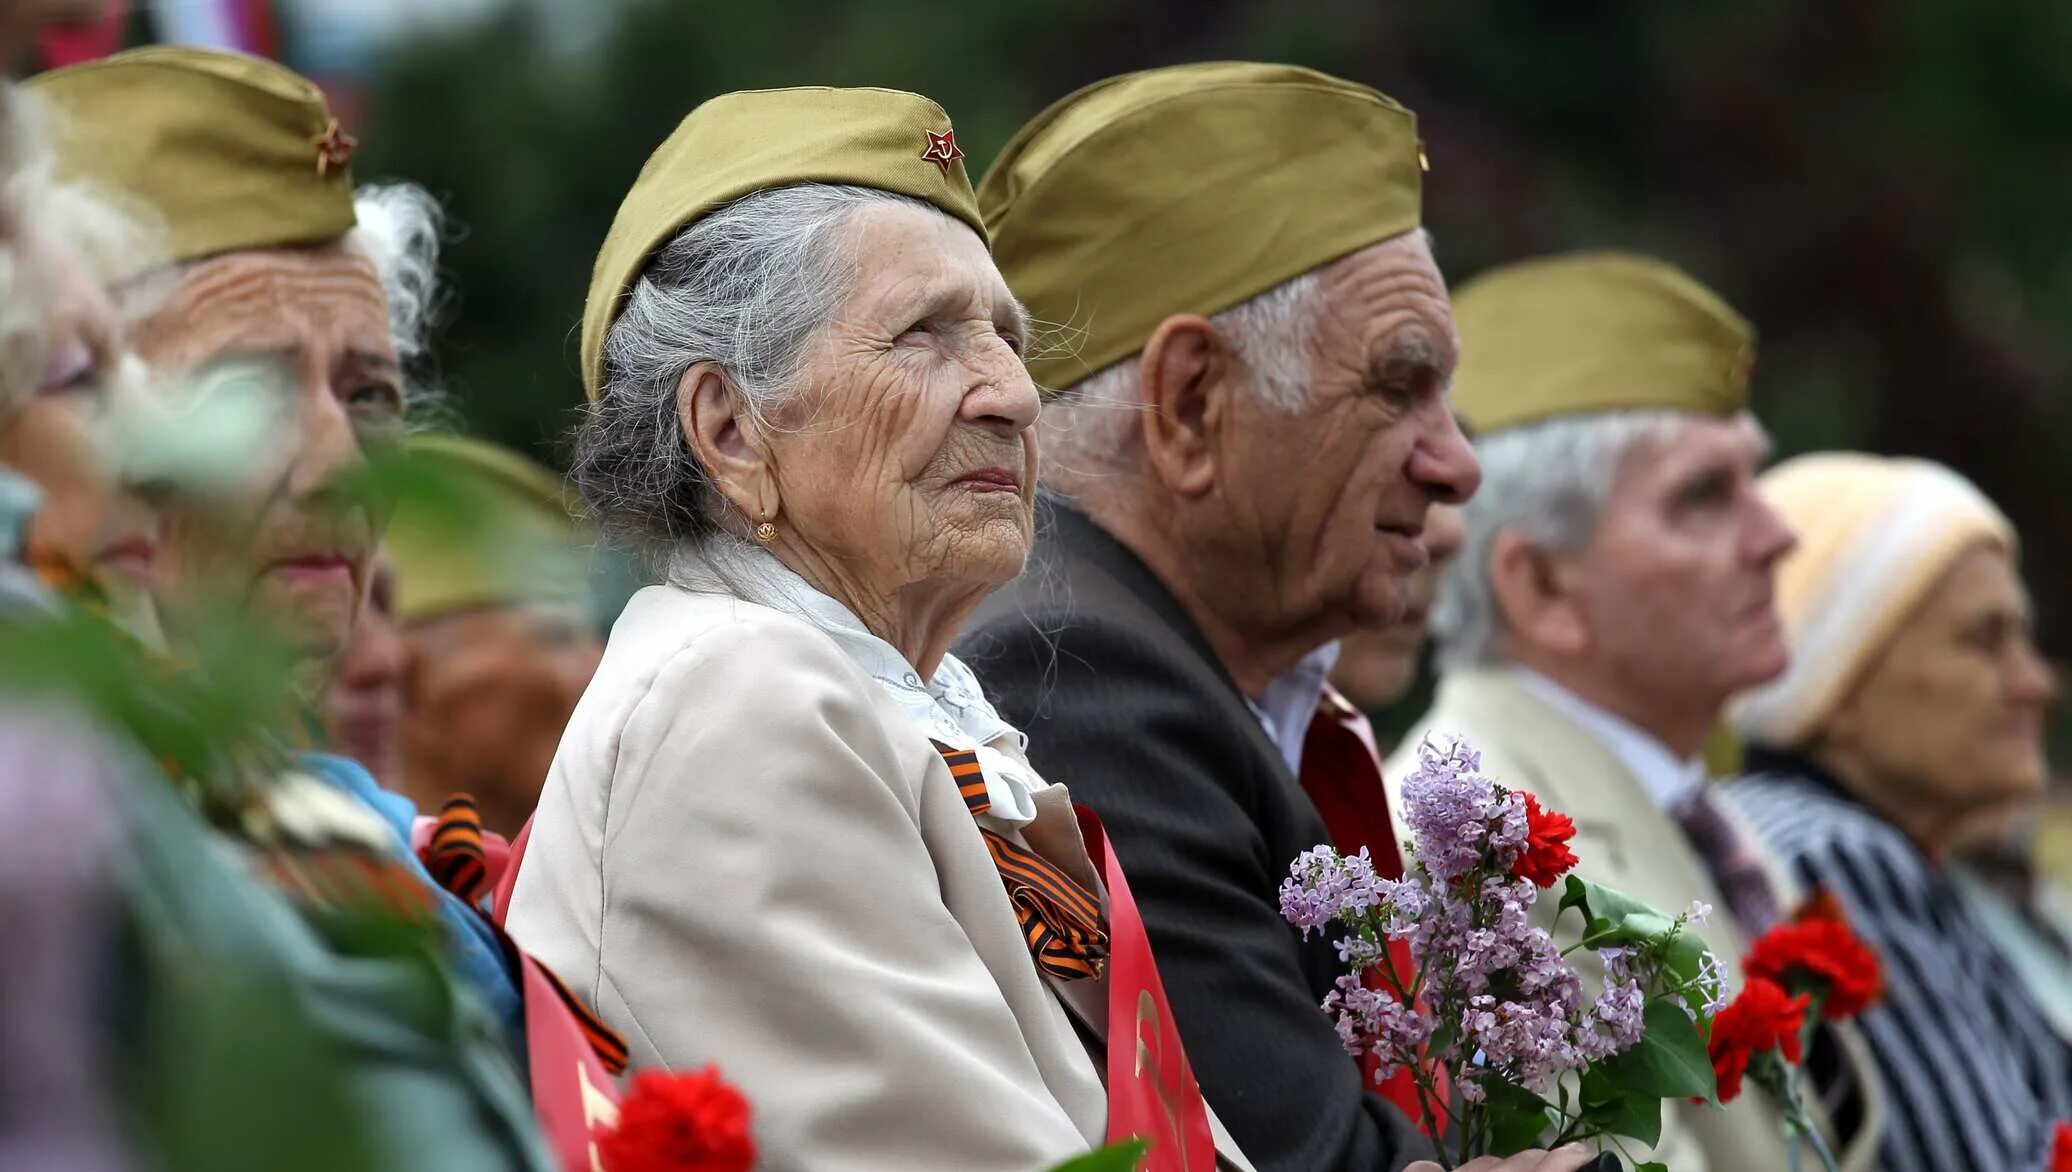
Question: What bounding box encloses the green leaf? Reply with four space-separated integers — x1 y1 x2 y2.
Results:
1578 1064 1620 1109
1600 1000 1718 1102
1480 1075 1554 1157
1574 1065 1664 1148
1046 1140 1150 1172
1426 1016 1458 1063
1636 1164 1670 1172
1585 1086 1664 1148
1561 876 1711 986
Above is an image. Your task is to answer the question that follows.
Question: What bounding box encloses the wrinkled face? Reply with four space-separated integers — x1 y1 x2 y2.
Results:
1217 233 1481 634
133 243 400 664
1824 545 2057 819
1330 499 1466 710
402 602 603 836
1563 416 1795 713
322 556 405 785
767 202 1039 599
0 213 162 604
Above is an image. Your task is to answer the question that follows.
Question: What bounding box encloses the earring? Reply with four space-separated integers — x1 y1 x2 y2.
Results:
754 516 777 543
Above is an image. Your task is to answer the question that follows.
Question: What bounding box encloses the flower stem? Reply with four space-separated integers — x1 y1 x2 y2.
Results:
1781 1065 1842 1172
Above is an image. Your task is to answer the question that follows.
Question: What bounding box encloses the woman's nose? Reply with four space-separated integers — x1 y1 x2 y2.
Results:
960 365 1042 436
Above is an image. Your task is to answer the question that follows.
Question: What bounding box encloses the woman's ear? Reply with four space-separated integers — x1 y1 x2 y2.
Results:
1488 530 1590 658
1136 314 1233 499
677 362 776 520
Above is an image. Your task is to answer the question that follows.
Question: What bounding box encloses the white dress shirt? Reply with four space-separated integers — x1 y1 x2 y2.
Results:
1247 642 1340 775
1515 668 1704 810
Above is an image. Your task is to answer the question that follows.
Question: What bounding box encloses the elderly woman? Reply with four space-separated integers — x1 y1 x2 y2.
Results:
508 88 1250 1171
0 91 159 624
0 79 164 1172
1728 453 2072 1172
25 48 563 1171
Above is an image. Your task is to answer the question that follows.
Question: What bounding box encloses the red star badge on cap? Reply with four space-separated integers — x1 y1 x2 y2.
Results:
920 128 964 177
314 119 357 177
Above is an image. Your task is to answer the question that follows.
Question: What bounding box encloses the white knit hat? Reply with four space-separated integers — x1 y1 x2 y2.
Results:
1731 453 2014 750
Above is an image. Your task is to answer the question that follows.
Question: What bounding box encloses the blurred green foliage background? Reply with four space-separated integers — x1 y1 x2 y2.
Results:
340 0 2072 692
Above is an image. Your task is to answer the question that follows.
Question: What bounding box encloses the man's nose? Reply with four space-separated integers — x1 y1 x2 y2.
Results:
1409 409 1480 506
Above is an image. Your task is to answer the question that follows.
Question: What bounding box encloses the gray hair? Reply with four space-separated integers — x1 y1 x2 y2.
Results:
1035 270 1320 495
572 182 948 565
348 182 445 373
1429 409 1716 668
1035 227 1439 497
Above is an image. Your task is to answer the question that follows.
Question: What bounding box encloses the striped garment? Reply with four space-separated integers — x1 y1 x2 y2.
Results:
1729 754 2072 1172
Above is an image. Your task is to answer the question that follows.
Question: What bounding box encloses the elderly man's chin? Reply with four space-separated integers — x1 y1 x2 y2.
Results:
1727 609 1792 691
1341 533 1427 628
252 565 362 663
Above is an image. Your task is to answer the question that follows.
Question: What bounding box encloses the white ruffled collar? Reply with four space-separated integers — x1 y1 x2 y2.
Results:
673 548 1045 826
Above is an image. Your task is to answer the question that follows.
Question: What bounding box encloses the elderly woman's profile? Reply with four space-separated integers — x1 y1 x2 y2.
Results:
505 88 1247 1171
1728 452 2072 1172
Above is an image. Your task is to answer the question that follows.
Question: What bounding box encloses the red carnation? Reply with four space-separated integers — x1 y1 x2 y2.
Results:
2052 1121 2072 1172
1511 792 1579 888
599 1066 756 1172
1744 907 1884 1021
1706 976 1810 1104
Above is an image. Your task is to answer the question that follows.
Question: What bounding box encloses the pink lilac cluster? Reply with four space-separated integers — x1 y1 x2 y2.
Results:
1278 736 1649 1098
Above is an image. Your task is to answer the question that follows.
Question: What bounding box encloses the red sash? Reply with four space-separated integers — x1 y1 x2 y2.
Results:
473 813 625 1172
518 949 624 1172
1076 806 1216 1172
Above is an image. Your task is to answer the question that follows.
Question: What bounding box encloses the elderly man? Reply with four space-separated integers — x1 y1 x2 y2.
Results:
1386 252 1886 1171
384 434 602 835
30 47 554 1172
958 64 1618 1172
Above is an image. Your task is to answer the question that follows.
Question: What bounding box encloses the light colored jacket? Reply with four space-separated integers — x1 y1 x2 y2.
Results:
1387 666 1886 1172
507 585 1108 1172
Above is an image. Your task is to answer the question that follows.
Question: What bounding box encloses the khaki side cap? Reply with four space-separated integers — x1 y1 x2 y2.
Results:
581 85 986 402
386 434 592 623
28 45 356 279
1449 251 1755 436
981 61 1423 393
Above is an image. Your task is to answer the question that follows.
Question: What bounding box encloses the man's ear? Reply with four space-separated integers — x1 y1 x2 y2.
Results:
1135 314 1235 499
1487 529 1590 658
677 362 776 521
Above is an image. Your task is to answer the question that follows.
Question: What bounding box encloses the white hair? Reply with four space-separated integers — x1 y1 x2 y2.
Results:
1037 228 1443 498
1430 409 1740 668
1035 271 1320 495
0 88 157 414
347 182 445 370
573 182 956 567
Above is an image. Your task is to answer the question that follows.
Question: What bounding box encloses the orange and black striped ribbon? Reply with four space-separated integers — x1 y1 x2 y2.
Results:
421 793 630 1075
527 949 630 1076
427 794 492 905
936 744 1108 982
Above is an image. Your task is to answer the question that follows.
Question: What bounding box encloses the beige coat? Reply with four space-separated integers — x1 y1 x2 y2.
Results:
506 585 1110 1172
1387 667 1885 1172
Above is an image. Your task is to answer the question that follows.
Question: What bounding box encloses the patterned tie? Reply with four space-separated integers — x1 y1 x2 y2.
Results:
1672 788 1867 1142
1671 787 1781 936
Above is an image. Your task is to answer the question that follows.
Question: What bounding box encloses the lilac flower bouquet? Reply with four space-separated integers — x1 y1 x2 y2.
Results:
1280 737 1726 1170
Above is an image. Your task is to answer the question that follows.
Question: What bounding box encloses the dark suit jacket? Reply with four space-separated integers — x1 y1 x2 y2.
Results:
957 498 1434 1172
